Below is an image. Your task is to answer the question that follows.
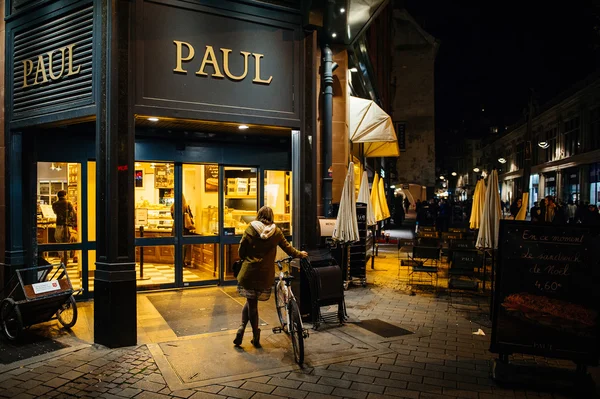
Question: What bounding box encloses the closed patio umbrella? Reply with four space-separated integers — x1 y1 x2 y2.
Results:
377 177 391 220
332 162 360 243
476 170 502 250
469 179 486 230
515 192 529 220
358 171 376 226
371 174 383 221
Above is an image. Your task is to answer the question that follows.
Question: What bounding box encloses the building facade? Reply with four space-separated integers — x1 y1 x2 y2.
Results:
389 8 438 199
480 74 600 209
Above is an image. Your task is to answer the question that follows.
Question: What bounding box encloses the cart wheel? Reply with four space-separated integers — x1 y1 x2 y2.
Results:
1 298 22 341
343 281 349 290
361 280 367 287
57 296 78 329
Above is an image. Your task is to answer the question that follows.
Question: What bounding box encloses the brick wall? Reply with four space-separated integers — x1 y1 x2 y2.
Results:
390 9 437 189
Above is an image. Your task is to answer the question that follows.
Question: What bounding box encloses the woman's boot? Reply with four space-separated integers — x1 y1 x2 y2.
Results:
251 328 261 348
233 324 245 346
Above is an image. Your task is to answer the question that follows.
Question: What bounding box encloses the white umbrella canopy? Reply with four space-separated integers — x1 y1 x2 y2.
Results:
377 177 391 220
469 179 486 230
476 170 502 250
332 162 360 243
358 171 376 226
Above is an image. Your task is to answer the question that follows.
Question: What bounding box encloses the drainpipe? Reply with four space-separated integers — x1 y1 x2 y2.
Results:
321 0 335 217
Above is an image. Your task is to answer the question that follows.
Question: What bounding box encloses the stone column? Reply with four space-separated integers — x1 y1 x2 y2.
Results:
94 0 136 347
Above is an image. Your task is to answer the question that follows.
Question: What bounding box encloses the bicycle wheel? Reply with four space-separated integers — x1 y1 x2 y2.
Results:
57 296 78 329
275 281 288 330
289 299 304 365
1 298 22 341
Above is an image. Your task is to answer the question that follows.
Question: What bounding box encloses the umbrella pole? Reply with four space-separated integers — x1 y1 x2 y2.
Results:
371 225 376 269
490 249 496 317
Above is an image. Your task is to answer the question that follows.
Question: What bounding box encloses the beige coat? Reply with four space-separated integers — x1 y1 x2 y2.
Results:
237 224 301 291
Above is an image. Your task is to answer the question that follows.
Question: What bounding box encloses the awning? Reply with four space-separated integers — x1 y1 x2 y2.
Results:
349 96 400 157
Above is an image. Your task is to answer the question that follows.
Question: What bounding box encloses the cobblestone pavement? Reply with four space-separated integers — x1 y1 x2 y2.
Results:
0 233 598 398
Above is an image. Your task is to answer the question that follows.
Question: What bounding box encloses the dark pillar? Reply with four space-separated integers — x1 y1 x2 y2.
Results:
321 0 335 217
94 0 136 348
1 131 26 291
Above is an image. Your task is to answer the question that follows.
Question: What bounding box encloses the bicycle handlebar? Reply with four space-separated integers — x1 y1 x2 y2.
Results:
275 256 294 270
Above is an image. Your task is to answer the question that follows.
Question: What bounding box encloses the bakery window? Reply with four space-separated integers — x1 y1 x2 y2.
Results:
134 162 175 235
180 164 220 236
36 162 82 245
223 167 258 236
264 170 292 236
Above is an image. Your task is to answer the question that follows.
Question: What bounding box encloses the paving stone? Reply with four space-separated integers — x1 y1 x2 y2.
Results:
135 392 172 399
239 381 275 394
266 377 301 389
194 385 224 394
312 368 343 379
188 392 223 399
251 394 284 399
330 387 368 399
341 372 375 384
217 386 254 399
350 381 385 394
43 377 71 388
286 373 320 384
327 364 360 374
113 387 141 398
270 386 307 399
383 387 420 399
169 390 194 398
130 380 165 392
316 376 351 389
298 381 334 395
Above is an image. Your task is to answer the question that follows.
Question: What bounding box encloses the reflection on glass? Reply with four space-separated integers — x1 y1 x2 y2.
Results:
183 243 220 282
182 164 219 236
39 250 82 292
264 170 292 236
224 167 258 236
36 162 81 244
134 162 175 235
88 250 96 293
135 245 175 287
223 243 240 281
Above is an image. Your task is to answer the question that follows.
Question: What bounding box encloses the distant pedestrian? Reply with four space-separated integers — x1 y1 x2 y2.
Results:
530 201 541 222
567 200 577 223
404 197 410 214
510 198 522 219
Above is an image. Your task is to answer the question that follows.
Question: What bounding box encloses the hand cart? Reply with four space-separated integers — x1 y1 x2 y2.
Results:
0 263 80 341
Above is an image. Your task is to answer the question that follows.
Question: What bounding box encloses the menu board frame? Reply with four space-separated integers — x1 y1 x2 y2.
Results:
491 220 600 365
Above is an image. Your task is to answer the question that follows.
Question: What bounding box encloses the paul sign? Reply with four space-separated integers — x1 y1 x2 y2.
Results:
21 43 81 88
173 40 273 85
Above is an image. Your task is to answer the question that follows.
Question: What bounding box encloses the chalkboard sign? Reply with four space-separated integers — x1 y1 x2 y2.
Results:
491 221 600 364
204 165 219 192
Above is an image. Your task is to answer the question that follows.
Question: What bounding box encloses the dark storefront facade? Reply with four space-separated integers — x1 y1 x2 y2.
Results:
3 0 311 346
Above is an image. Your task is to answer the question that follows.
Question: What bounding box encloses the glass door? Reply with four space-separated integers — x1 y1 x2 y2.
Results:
221 166 259 283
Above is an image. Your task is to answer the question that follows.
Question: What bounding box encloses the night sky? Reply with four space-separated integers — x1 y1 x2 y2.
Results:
402 1 600 142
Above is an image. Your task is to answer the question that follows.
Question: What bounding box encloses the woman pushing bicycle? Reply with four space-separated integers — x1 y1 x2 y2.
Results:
234 206 308 348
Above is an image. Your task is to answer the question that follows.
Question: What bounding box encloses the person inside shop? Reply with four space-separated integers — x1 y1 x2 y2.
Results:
567 200 578 223
234 206 308 348
544 195 566 224
52 190 77 265
393 192 405 226
171 194 194 266
403 196 410 215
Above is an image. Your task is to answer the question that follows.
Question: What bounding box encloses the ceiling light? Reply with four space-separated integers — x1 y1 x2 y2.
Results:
390 185 395 189
473 167 480 173
349 67 358 72
148 117 159 122
440 176 445 180
498 157 507 164
538 141 549 149
50 163 56 171
238 125 249 130
150 163 156 169
451 172 457 176
340 8 345 13
135 162 141 167
331 32 337 38
56 165 62 171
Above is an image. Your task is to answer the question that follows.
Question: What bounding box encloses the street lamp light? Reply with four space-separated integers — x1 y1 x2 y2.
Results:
440 175 445 180
451 172 457 176
538 141 549 149
498 157 506 164
473 167 480 173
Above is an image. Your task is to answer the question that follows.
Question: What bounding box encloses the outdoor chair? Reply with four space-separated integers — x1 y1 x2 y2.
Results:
408 245 440 289
398 238 416 278
448 249 482 291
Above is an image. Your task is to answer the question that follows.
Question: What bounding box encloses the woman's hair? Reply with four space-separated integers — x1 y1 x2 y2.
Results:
256 206 274 225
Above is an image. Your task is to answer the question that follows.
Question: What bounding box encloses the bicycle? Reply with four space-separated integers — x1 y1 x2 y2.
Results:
272 256 309 365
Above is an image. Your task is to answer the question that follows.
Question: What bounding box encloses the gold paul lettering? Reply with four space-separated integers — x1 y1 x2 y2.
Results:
173 40 195 73
22 59 34 88
21 43 81 88
33 55 48 85
196 45 224 78
66 44 80 76
221 49 250 81
252 53 272 84
47 47 67 80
